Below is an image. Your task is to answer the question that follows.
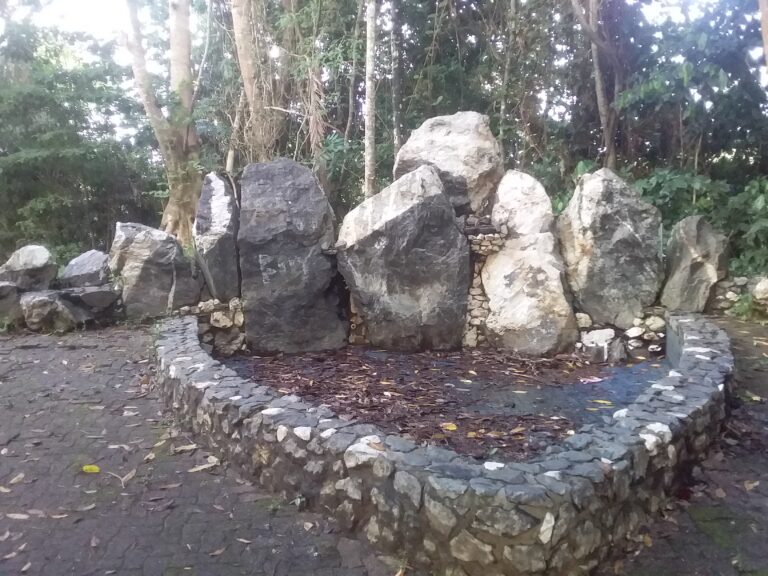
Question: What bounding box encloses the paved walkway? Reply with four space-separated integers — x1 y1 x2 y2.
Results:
0 327 386 576
608 317 768 576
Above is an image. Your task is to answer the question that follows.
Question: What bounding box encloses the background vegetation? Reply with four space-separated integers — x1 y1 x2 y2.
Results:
1 0 767 274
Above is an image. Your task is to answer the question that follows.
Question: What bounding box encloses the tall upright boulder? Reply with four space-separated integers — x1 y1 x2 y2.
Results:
0 245 57 290
337 165 470 351
557 169 662 329
393 111 503 214
109 223 201 319
60 250 109 288
0 282 23 327
481 171 578 355
238 159 347 353
194 173 240 301
661 216 728 312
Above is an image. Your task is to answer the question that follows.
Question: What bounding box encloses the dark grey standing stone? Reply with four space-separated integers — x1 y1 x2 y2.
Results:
108 222 201 319
0 282 23 327
60 250 110 287
237 159 347 353
194 173 240 301
0 245 57 290
661 215 728 312
337 165 470 351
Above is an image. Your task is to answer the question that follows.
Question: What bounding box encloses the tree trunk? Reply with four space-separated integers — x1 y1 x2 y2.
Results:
226 90 247 174
125 0 201 246
363 0 377 198
760 0 768 68
498 0 517 161
345 0 365 142
390 0 403 156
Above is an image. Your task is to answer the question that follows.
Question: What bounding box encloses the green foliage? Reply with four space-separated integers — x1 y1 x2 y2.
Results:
731 293 756 320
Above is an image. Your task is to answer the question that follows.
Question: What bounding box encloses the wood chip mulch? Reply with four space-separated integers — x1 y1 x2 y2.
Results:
244 347 608 461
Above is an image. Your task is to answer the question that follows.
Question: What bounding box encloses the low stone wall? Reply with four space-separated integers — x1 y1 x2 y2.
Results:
153 314 733 576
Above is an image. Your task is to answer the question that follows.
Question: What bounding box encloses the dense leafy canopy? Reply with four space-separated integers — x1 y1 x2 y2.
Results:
1 0 767 274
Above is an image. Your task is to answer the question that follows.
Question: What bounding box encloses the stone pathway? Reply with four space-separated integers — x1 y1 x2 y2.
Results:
606 317 768 576
0 327 387 576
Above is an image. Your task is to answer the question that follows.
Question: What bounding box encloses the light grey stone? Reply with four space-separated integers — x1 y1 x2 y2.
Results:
393 111 503 213
0 245 57 290
424 494 457 536
394 471 423 508
109 222 201 319
473 506 536 537
482 171 578 355
338 166 469 351
661 216 727 312
449 530 495 566
0 282 22 327
557 169 663 328
503 544 547 573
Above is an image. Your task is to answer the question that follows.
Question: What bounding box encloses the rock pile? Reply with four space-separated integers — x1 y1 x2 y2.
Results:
181 298 246 356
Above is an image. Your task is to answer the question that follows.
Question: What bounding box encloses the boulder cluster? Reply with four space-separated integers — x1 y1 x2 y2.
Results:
1 110 749 360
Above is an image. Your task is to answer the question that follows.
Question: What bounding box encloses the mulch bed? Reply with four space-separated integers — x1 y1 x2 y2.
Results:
240 347 609 462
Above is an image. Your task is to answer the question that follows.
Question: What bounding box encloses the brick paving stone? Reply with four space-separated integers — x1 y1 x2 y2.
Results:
0 327 390 576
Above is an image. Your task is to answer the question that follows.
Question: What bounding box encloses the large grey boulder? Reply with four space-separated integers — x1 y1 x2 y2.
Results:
393 111 503 214
194 173 240 301
0 245 57 290
108 223 201 319
661 216 728 312
481 171 578 355
0 282 23 328
557 169 663 329
338 165 470 351
20 286 121 332
60 250 109 287
238 159 347 353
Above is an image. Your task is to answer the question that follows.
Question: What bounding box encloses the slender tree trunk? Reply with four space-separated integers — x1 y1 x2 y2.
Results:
363 0 377 198
345 0 365 142
125 0 201 246
498 0 517 161
390 0 403 156
760 0 768 67
226 90 247 174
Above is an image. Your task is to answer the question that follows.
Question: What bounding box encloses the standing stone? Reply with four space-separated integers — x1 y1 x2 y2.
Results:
0 245 57 290
482 171 578 355
60 250 110 288
393 111 503 214
337 165 470 351
661 216 728 312
108 223 201 319
194 173 240 301
752 277 768 315
0 282 23 327
238 159 347 353
557 169 663 329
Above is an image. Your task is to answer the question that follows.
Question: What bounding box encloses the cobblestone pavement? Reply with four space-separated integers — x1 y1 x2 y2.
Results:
606 317 768 576
0 327 390 576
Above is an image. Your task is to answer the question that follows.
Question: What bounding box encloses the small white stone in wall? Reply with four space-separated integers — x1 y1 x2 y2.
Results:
651 383 675 391
228 395 242 401
483 462 504 471
293 426 312 441
543 471 562 480
669 370 683 377
261 407 284 416
645 422 672 443
320 428 337 439
640 433 661 455
625 327 645 339
613 408 628 419
276 425 289 442
539 513 555 544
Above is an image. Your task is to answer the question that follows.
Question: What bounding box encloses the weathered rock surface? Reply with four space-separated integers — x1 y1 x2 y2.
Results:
557 169 663 329
108 223 201 319
661 216 727 312
338 165 470 350
0 282 23 327
393 111 503 214
194 173 240 301
19 286 119 332
238 159 347 353
753 277 768 314
481 171 578 355
0 245 57 290
60 250 109 288
581 328 627 364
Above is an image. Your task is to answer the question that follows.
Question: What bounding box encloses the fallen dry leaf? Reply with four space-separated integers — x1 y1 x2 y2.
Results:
235 538 251 544
143 452 156 463
0 485 10 493
9 473 24 485
172 444 198 454
188 462 217 473
642 534 653 548
208 547 226 557
21 562 31 573
744 480 760 492
0 530 9 542
81 465 100 474
90 535 100 548
714 487 727 499
6 513 29 520
76 503 96 512
159 482 182 490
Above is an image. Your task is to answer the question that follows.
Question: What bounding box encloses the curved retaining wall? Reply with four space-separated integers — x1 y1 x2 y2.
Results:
153 314 733 576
